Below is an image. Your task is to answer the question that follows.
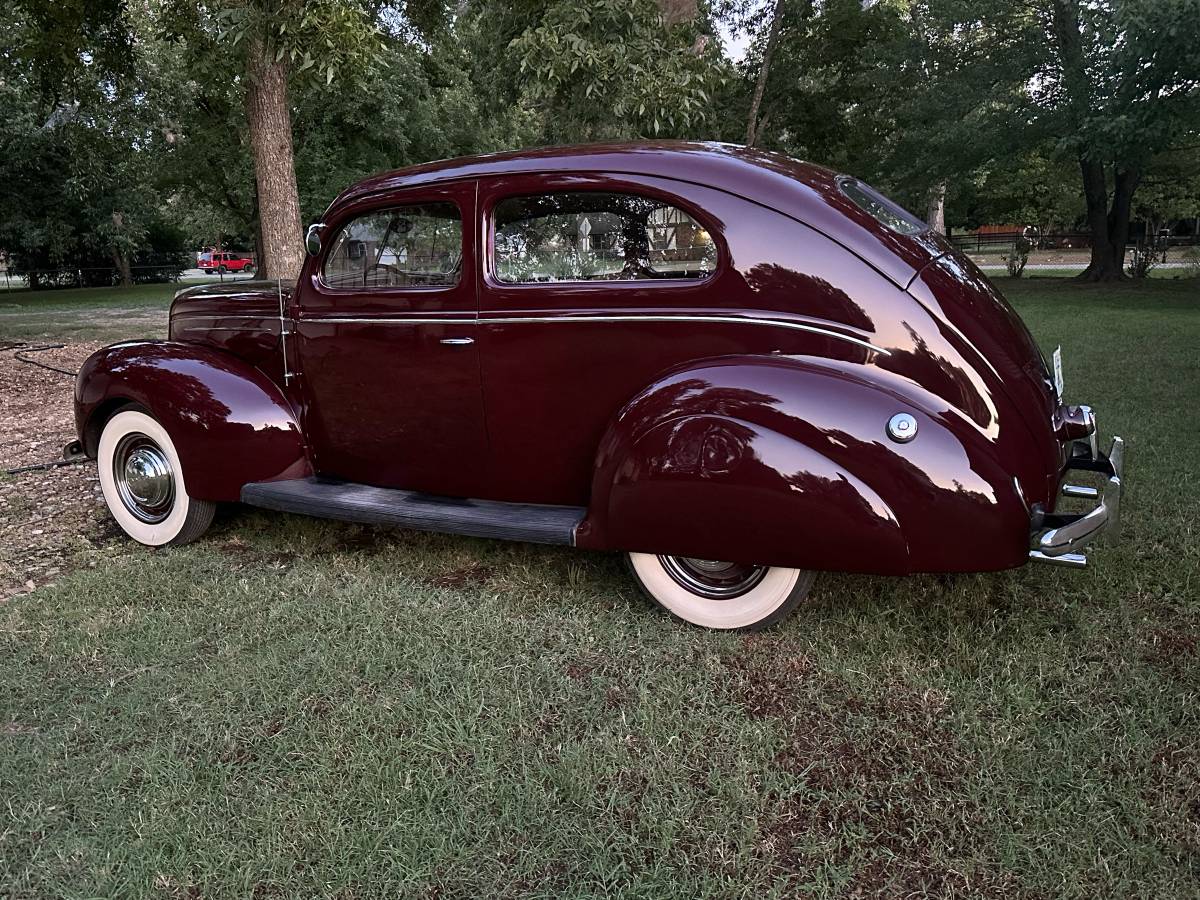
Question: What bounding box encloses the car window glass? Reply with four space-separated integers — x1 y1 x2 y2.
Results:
836 177 927 235
493 192 717 283
323 202 462 288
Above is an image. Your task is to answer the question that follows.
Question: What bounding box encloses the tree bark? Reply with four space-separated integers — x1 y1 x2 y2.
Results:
109 211 133 286
926 182 946 234
1076 159 1139 281
245 40 303 283
745 0 786 148
656 0 697 26
110 247 133 286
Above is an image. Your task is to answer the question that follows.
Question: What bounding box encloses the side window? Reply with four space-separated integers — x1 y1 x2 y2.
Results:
323 202 462 289
493 191 717 284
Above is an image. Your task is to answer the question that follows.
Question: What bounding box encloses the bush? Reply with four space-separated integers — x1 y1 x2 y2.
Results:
1182 247 1200 279
1126 242 1157 279
1003 236 1031 277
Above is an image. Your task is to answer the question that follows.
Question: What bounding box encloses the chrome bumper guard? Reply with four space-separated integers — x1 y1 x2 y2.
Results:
1029 431 1124 569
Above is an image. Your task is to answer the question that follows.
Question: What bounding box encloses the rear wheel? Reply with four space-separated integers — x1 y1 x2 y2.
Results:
97 408 215 546
626 553 816 631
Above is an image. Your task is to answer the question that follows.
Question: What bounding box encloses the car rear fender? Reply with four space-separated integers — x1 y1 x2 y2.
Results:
75 341 310 502
577 354 1031 574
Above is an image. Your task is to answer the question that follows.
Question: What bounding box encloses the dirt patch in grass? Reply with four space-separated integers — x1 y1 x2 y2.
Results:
1147 740 1200 858
0 341 119 599
724 636 1021 897
217 536 298 571
430 561 496 589
1142 626 1198 680
331 524 417 555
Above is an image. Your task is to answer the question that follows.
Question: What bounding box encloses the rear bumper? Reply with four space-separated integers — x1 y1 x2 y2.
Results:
1029 424 1124 569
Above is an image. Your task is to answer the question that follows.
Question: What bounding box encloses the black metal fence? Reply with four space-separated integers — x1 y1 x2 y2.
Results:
950 230 1200 256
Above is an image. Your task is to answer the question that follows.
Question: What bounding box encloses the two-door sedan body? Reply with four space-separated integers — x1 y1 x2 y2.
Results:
72 142 1124 629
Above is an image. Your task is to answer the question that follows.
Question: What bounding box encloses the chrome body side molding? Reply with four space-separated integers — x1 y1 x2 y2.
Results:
298 312 891 355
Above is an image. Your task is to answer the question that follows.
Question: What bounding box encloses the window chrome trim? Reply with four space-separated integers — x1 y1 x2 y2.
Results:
488 188 723 288
316 199 466 294
299 312 890 355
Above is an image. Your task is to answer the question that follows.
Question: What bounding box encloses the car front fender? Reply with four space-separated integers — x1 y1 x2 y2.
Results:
577 354 1032 574
75 340 310 502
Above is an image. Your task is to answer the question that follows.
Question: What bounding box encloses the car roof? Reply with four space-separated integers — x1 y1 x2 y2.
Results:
326 141 944 287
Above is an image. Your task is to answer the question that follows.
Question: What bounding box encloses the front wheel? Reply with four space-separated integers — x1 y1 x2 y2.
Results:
97 408 215 546
627 553 816 631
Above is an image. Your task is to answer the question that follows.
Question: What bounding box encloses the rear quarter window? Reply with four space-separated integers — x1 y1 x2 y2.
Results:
493 191 717 284
836 176 928 236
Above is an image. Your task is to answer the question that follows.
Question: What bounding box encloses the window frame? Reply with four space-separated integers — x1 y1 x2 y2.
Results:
484 181 724 291
316 197 467 294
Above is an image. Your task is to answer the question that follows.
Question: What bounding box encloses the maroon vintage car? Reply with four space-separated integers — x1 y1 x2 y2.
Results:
71 142 1123 629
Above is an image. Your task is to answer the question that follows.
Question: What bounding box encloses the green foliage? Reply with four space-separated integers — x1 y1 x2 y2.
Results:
2 0 1197 279
478 0 726 142
1182 247 1200 279
215 0 385 88
1034 0 1200 171
1125 242 1157 279
0 6 186 286
8 0 133 98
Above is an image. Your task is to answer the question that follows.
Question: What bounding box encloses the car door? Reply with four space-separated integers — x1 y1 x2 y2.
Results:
476 175 731 506
294 181 488 498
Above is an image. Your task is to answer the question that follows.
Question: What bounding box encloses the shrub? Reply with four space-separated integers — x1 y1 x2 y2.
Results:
1003 236 1031 277
1182 247 1200 279
1127 242 1157 279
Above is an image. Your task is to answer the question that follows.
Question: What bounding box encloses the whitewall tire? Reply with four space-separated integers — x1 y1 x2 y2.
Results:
627 553 816 631
97 408 216 546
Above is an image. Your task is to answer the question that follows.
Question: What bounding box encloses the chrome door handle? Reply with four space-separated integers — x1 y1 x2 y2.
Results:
439 337 474 346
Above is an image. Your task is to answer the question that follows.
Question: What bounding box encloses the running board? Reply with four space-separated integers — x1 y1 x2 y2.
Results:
240 477 585 546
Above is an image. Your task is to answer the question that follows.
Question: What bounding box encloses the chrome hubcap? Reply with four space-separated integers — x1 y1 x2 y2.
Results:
658 556 768 599
113 434 174 523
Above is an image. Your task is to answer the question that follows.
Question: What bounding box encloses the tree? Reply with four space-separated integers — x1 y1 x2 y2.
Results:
0 0 187 287
465 0 723 144
743 0 788 147
1041 0 1200 280
215 1 387 281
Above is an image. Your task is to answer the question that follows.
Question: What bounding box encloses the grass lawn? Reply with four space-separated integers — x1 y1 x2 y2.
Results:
2 277 1198 898
0 280 237 342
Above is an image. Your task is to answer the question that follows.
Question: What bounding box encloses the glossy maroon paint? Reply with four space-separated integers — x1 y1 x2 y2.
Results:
75 141 1067 574
75 341 309 501
295 181 487 498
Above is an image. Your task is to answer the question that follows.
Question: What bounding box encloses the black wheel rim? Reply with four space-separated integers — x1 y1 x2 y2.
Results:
113 433 175 524
658 556 768 599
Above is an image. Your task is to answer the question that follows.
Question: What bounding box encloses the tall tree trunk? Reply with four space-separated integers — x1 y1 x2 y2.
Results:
110 247 133 287
109 211 133 286
1077 159 1138 281
926 182 946 234
745 0 785 148
245 41 303 283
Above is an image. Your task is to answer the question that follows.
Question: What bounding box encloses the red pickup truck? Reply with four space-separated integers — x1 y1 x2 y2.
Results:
197 251 255 274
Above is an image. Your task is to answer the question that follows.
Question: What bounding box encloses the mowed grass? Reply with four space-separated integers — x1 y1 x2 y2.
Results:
2 278 1198 898
0 279 241 342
